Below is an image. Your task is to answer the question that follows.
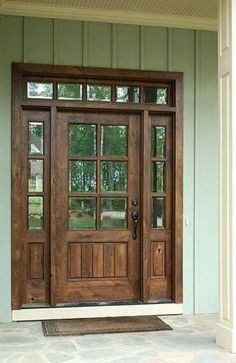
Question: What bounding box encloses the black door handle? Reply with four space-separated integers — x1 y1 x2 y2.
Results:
131 210 139 240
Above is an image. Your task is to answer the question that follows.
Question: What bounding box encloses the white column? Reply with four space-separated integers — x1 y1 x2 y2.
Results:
216 0 236 353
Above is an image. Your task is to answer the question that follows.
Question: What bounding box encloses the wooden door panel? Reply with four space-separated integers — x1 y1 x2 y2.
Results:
53 111 141 303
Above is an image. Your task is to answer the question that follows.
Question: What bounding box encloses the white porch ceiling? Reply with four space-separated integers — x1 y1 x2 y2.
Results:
0 0 218 31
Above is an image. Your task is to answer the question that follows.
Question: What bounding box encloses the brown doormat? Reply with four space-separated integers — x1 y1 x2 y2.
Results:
42 316 172 336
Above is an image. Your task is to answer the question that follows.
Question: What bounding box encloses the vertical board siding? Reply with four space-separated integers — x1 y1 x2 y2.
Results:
195 31 218 313
87 22 112 68
0 15 23 322
117 24 140 69
54 19 83 66
145 26 168 71
0 15 218 321
171 29 196 314
24 17 53 64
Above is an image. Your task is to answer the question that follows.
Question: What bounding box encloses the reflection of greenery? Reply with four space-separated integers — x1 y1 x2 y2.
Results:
153 162 165 192
70 161 96 192
101 198 127 229
116 86 139 103
69 124 96 156
101 126 127 156
87 85 111 101
28 197 43 230
28 82 52 98
69 198 96 230
58 83 82 100
156 88 167 104
152 126 166 157
102 162 127 192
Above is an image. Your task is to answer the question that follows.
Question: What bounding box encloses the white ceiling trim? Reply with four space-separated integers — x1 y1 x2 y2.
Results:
0 1 217 31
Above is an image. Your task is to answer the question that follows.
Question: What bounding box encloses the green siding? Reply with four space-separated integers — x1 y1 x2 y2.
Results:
0 16 23 322
24 17 53 64
171 29 196 313
195 31 218 313
0 15 218 321
54 19 83 66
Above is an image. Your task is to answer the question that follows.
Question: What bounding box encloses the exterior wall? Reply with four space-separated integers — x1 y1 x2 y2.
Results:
0 15 218 321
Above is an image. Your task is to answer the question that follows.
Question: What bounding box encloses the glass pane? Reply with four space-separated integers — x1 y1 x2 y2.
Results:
152 126 166 157
101 162 127 192
87 85 111 101
27 82 53 99
101 125 127 156
69 197 96 230
152 162 165 193
69 161 96 192
28 196 43 230
29 122 44 155
101 198 127 230
152 197 165 229
144 87 168 104
28 159 43 192
116 86 139 103
57 83 82 100
69 124 96 156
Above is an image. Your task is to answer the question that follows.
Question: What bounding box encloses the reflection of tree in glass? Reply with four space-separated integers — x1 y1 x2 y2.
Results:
29 122 43 155
102 162 127 192
28 83 52 98
70 161 96 192
87 85 111 101
156 88 167 104
69 197 96 230
58 83 82 100
101 126 127 156
152 126 166 157
152 162 165 192
69 124 96 156
101 198 127 229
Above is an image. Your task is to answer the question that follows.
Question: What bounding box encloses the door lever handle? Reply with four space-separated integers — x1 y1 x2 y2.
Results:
131 210 139 240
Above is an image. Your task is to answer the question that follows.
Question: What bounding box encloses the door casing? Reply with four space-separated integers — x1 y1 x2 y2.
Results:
12 63 183 310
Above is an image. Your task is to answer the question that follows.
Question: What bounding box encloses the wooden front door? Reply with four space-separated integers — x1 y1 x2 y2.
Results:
12 64 183 309
53 111 141 303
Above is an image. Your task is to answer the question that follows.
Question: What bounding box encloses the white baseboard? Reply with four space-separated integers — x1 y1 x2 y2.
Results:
216 322 236 353
12 303 183 321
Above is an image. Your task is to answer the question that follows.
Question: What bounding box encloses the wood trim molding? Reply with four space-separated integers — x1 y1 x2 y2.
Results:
12 303 183 321
0 1 217 31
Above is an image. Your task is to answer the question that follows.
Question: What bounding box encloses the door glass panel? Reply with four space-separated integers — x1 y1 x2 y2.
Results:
144 87 168 104
101 198 127 229
101 161 127 192
152 162 165 193
116 86 139 103
152 197 165 229
87 85 111 101
28 159 43 192
69 197 96 230
57 83 82 100
101 125 127 156
152 126 166 157
28 196 44 230
29 122 44 155
69 124 96 156
69 160 96 192
27 82 53 99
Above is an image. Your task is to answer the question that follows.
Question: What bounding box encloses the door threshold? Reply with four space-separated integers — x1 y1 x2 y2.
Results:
12 303 183 321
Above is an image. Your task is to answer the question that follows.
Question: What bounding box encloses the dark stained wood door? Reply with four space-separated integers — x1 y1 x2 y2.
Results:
52 111 141 303
12 64 183 309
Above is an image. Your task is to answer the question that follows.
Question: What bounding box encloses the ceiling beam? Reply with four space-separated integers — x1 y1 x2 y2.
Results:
0 0 217 31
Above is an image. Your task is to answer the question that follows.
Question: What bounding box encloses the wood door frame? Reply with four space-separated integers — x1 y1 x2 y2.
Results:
12 63 183 309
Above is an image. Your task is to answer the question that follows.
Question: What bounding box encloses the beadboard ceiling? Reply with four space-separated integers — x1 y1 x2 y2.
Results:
0 0 218 31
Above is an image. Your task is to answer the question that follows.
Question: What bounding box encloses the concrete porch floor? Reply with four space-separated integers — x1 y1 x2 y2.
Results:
0 314 235 363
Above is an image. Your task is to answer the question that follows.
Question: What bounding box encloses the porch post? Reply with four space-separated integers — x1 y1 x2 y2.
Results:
216 0 236 352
